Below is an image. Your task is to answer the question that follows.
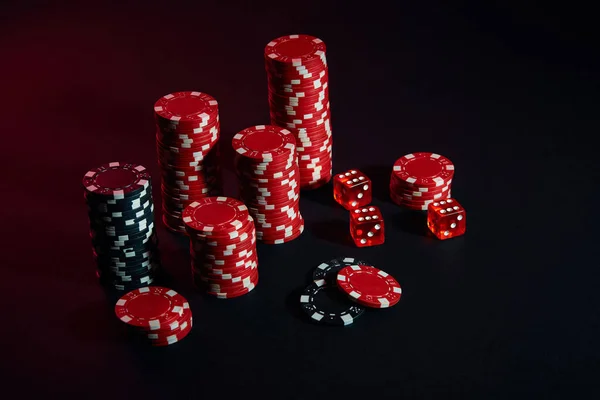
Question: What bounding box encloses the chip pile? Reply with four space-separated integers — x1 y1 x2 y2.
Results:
265 34 333 190
115 286 192 346
389 152 455 210
83 162 160 291
154 91 222 233
300 258 402 326
232 125 304 244
183 197 259 298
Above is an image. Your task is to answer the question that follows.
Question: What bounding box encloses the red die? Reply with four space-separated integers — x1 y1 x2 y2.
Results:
350 206 385 247
333 169 372 210
427 198 466 240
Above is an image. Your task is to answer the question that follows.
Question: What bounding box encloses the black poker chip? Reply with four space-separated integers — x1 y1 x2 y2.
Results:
88 202 154 223
86 191 154 213
312 257 369 283
300 279 365 326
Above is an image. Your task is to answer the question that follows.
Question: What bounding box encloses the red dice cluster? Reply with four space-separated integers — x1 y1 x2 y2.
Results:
333 169 384 247
388 152 467 240
334 156 467 245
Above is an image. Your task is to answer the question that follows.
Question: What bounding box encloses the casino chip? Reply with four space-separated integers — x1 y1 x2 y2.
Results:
232 125 304 244
154 91 223 233
300 279 365 326
115 286 193 346
312 257 369 283
183 197 259 298
83 162 160 290
389 152 454 210
336 265 402 308
264 35 333 190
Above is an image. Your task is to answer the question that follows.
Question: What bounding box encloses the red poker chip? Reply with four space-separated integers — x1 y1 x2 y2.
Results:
194 261 257 281
156 118 220 135
336 265 402 308
203 270 259 295
138 306 192 338
193 251 257 269
391 189 451 202
194 258 258 277
203 270 259 292
232 125 296 161
264 34 327 65
258 220 305 245
115 287 189 330
148 319 193 346
154 91 218 125
265 56 327 73
194 258 257 277
392 152 454 188
182 197 249 236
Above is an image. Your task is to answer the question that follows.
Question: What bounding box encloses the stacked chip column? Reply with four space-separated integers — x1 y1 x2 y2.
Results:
232 125 304 244
154 91 222 233
182 197 259 298
264 34 333 190
83 162 160 291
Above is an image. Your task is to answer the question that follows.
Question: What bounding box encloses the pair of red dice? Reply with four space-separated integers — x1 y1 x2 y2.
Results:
333 170 384 247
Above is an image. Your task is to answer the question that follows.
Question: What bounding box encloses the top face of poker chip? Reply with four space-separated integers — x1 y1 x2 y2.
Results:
265 34 327 64
154 91 218 124
312 257 369 282
82 162 151 198
392 152 454 187
182 196 249 235
114 286 187 329
336 265 402 308
232 125 296 161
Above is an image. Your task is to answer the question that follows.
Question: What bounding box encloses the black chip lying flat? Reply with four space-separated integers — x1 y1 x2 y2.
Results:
300 279 365 326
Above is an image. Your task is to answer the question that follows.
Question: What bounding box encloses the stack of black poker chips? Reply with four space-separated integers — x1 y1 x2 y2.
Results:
83 162 161 290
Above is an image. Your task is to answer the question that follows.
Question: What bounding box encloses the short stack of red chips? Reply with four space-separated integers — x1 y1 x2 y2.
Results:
114 286 193 346
389 152 455 210
154 91 222 233
232 125 304 244
182 197 259 298
264 34 333 190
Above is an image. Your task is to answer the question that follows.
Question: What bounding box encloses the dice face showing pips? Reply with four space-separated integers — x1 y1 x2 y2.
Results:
333 169 372 210
427 198 466 240
350 206 385 247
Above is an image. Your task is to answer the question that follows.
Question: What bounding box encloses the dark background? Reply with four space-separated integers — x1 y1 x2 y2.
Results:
1 1 598 398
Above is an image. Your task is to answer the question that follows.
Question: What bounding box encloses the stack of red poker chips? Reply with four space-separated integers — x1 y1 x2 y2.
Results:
232 125 304 244
389 152 455 210
264 34 333 190
182 197 259 298
154 91 223 233
114 286 193 346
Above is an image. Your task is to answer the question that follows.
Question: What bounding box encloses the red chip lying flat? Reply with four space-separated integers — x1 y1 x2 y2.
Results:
336 265 402 308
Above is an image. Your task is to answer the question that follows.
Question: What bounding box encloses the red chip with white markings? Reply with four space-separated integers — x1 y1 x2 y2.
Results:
154 91 218 125
336 265 402 308
392 152 454 187
114 286 188 330
232 125 296 161
182 196 249 236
